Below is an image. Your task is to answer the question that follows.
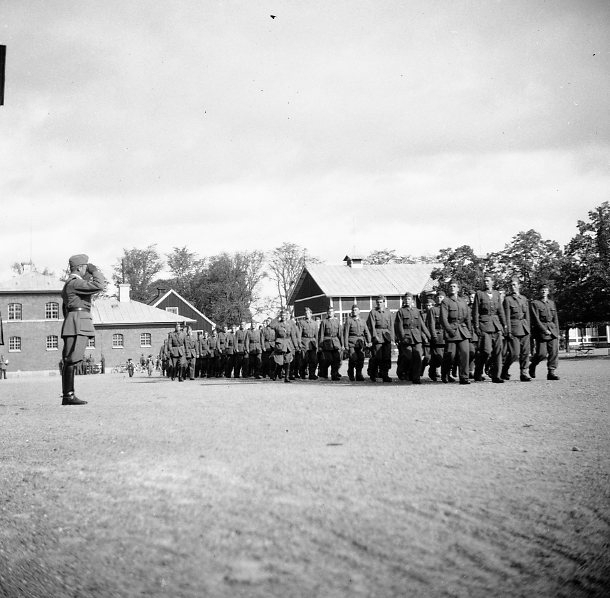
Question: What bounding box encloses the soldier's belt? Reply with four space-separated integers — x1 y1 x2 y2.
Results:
67 307 90 312
375 327 389 329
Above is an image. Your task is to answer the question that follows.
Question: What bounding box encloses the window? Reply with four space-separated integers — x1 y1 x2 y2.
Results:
8 303 22 320
46 335 59 350
166 306 179 315
112 334 124 348
140 333 152 347
87 338 96 348
45 302 60 319
9 336 21 352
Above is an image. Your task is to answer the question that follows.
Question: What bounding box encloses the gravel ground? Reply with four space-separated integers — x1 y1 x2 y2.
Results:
1 359 609 598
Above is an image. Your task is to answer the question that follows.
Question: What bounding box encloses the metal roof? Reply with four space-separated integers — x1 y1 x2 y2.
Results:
0 272 64 293
92 297 196 326
290 263 440 302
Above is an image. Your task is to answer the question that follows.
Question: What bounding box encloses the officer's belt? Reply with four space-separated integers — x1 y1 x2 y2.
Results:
67 307 90 312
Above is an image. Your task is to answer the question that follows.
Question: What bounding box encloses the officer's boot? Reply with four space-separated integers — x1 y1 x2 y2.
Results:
62 364 87 405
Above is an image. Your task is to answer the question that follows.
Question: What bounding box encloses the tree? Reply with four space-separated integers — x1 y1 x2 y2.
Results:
165 246 206 300
363 249 435 265
485 230 563 298
430 245 486 293
112 245 164 302
11 261 55 277
267 242 321 312
556 202 610 326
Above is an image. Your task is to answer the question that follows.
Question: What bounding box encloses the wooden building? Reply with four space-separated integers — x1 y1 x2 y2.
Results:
148 288 216 334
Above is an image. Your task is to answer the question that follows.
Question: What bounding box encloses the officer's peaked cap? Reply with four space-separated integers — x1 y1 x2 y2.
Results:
69 254 89 269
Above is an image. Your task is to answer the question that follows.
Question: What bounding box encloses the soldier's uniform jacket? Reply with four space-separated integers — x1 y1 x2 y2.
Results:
366 308 394 344
468 305 478 343
318 316 343 351
504 294 531 336
208 334 219 356
60 268 106 337
342 316 371 350
425 305 445 346
184 333 197 359
440 296 472 341
473 290 506 333
395 307 430 345
224 331 236 355
167 330 186 358
245 328 263 354
159 340 170 360
262 325 276 351
298 318 319 351
235 329 247 354
269 318 299 354
216 331 227 355
198 335 211 358
530 298 559 340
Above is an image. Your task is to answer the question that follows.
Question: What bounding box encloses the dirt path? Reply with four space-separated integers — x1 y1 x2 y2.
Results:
1 359 608 597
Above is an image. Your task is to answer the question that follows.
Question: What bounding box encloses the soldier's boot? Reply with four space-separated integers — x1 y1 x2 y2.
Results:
308 365 318 380
500 364 511 380
347 365 355 382
284 364 292 383
62 365 87 405
547 370 560 381
528 362 536 379
355 367 365 382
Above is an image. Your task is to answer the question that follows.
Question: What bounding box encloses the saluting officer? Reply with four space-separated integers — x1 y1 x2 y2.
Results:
394 292 430 384
501 278 531 382
60 254 106 405
342 304 371 381
529 283 560 380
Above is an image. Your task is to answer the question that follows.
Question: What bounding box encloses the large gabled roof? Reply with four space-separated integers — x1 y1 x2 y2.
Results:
0 272 64 293
149 288 216 327
289 263 440 303
92 297 196 326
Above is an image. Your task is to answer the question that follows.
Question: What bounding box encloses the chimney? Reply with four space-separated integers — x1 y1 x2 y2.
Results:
118 283 131 302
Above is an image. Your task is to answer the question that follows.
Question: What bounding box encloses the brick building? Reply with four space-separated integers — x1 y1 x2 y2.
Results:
0 272 194 373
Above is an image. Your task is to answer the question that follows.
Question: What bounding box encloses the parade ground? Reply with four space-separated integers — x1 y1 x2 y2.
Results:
1 359 609 598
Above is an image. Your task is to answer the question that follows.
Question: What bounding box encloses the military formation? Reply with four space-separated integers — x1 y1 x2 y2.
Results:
156 277 561 386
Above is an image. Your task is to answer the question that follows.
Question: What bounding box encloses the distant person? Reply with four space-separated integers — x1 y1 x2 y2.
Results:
127 358 135 377
60 254 106 405
0 353 7 379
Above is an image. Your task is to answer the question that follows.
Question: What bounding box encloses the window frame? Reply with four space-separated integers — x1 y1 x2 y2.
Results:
45 302 60 320
112 333 124 349
8 303 22 321
9 336 22 352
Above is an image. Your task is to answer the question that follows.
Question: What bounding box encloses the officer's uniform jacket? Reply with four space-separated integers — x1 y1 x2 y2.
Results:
425 305 445 347
184 333 197 359
318 316 343 351
530 299 559 340
395 307 430 345
366 308 394 344
298 319 319 351
262 326 276 351
235 329 247 354
440 295 472 341
60 268 106 337
167 330 186 358
245 328 263 354
342 316 371 350
473 290 506 334
269 318 299 354
504 294 530 337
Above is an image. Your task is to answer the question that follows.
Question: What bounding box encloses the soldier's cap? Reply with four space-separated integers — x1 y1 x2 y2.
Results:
351 303 359 309
437 290 446 297
376 294 385 301
68 254 88 269
403 292 414 299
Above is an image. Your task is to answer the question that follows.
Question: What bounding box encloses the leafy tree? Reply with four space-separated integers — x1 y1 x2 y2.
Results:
267 242 321 312
430 245 486 293
556 202 610 326
165 246 206 300
112 245 164 302
363 249 435 265
485 230 563 297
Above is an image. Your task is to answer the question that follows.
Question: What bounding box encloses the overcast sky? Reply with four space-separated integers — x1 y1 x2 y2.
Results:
1 0 608 284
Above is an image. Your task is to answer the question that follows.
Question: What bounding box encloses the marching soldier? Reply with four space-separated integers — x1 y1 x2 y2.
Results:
440 280 472 384
298 307 319 380
195 331 204 378
268 309 300 383
224 325 236 377
529 283 560 380
183 325 197 380
216 326 227 377
466 290 478 380
167 322 186 381
60 254 106 404
425 291 445 381
342 304 371 381
318 305 343 380
245 322 263 379
473 275 507 383
209 328 221 377
394 292 430 384
234 322 248 378
261 318 276 378
501 278 531 382
366 295 394 382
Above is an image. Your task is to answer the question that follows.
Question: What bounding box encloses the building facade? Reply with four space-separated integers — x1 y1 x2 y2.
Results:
148 288 216 334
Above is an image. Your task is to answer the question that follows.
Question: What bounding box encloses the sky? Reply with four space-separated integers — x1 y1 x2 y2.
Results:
1 0 609 287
